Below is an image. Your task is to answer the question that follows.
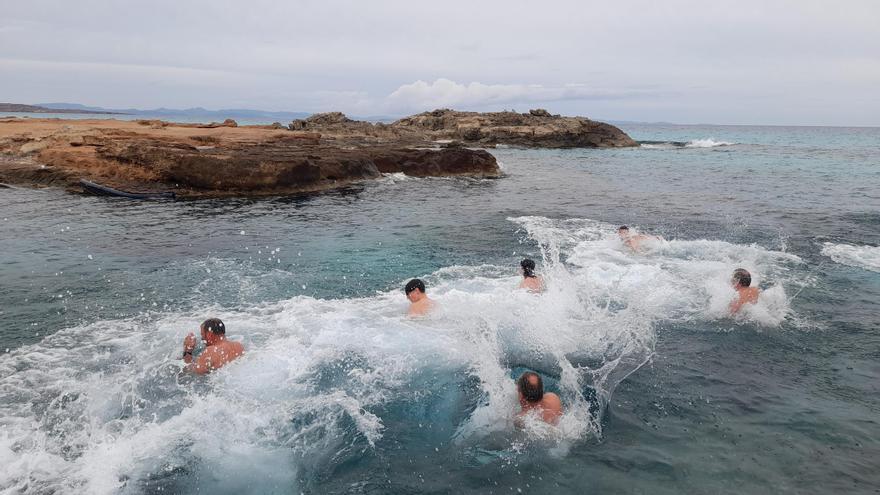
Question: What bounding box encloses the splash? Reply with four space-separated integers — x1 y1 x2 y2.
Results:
640 138 737 149
685 138 736 148
821 242 880 273
0 216 807 493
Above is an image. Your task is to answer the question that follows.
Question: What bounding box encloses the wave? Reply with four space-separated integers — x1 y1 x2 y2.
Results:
640 138 737 149
0 216 808 493
821 242 880 273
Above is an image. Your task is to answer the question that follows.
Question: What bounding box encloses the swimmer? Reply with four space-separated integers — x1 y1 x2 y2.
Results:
516 371 563 425
518 258 545 292
182 318 244 374
729 268 760 314
404 278 435 317
617 225 663 252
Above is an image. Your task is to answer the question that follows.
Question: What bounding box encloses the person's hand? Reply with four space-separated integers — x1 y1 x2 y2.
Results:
183 332 197 353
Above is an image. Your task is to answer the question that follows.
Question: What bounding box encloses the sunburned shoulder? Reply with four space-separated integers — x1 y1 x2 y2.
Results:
739 287 760 301
542 392 562 408
519 277 544 292
196 342 244 373
540 393 563 423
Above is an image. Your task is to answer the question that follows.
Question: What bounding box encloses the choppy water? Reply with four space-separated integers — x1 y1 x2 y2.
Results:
1 124 879 494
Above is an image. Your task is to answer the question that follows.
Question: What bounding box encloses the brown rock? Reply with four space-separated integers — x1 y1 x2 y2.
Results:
391 109 637 148
19 140 49 154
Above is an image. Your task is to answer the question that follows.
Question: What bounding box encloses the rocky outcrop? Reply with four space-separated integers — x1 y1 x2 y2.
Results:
289 109 637 149
0 107 635 198
0 117 500 198
390 109 637 148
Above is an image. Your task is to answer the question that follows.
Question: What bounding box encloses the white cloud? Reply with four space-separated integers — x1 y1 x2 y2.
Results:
1 0 879 124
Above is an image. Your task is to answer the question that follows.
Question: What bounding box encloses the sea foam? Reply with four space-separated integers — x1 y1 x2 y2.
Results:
0 216 806 493
821 242 880 273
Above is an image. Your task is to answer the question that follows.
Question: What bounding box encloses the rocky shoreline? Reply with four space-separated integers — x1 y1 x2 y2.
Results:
0 109 636 198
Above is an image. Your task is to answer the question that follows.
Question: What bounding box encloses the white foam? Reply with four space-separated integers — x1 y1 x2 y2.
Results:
380 172 411 183
821 242 880 273
640 138 736 150
685 138 736 148
0 216 810 492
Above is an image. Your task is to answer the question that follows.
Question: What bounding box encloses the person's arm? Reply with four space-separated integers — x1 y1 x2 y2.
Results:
729 294 744 314
182 332 196 364
181 332 213 374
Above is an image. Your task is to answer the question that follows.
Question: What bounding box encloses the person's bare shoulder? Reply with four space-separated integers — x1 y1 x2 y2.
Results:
543 392 562 408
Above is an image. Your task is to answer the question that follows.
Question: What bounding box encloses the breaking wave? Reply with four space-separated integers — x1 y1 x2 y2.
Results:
640 138 737 149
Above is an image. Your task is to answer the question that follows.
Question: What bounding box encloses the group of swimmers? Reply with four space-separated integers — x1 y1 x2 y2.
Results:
179 225 762 426
617 225 762 314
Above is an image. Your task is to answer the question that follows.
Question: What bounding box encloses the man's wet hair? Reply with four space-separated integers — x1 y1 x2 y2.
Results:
732 268 752 287
404 278 426 295
618 225 629 231
517 371 544 403
201 318 226 335
520 258 536 278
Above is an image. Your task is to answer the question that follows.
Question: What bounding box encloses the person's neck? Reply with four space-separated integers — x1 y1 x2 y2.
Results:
206 336 227 346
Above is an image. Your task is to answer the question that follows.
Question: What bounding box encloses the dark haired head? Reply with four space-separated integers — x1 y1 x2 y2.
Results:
520 258 536 278
732 268 751 287
618 225 629 232
404 279 426 295
201 318 226 335
517 371 544 403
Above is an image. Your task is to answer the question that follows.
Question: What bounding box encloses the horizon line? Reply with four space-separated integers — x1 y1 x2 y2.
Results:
7 102 880 129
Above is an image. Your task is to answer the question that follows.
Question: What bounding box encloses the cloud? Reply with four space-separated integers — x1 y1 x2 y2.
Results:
2 1 879 124
384 79 659 112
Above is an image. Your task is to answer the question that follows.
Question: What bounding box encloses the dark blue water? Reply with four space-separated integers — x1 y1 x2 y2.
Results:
1 124 879 494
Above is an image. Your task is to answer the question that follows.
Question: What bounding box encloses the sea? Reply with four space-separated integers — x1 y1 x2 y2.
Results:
1 115 879 494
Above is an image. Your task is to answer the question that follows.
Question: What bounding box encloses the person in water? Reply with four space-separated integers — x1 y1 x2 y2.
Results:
404 278 435 317
516 371 563 425
182 318 244 374
617 225 662 252
729 268 760 314
518 258 545 292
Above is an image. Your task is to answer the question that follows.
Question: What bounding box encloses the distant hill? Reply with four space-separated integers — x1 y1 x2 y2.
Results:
0 103 119 114
37 102 312 121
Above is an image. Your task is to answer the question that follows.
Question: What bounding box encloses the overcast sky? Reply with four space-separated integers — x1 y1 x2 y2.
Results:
2 0 879 125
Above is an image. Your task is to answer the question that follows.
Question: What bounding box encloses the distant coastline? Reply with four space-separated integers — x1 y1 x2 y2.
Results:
0 103 122 115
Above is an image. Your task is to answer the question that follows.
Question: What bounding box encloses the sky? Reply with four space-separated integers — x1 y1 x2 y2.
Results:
1 0 879 125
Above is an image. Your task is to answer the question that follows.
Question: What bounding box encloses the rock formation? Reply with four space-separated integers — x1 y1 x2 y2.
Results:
390 109 637 148
0 108 636 198
287 109 637 149
0 118 499 198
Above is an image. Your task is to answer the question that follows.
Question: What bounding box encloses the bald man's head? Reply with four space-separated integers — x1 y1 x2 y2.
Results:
517 371 544 403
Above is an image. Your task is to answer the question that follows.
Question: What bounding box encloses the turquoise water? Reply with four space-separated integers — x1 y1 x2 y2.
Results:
1 124 879 494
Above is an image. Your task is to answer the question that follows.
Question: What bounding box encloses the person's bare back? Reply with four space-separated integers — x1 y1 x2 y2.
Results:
518 258 545 293
729 268 761 314
182 318 244 374
516 371 563 425
519 276 545 293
